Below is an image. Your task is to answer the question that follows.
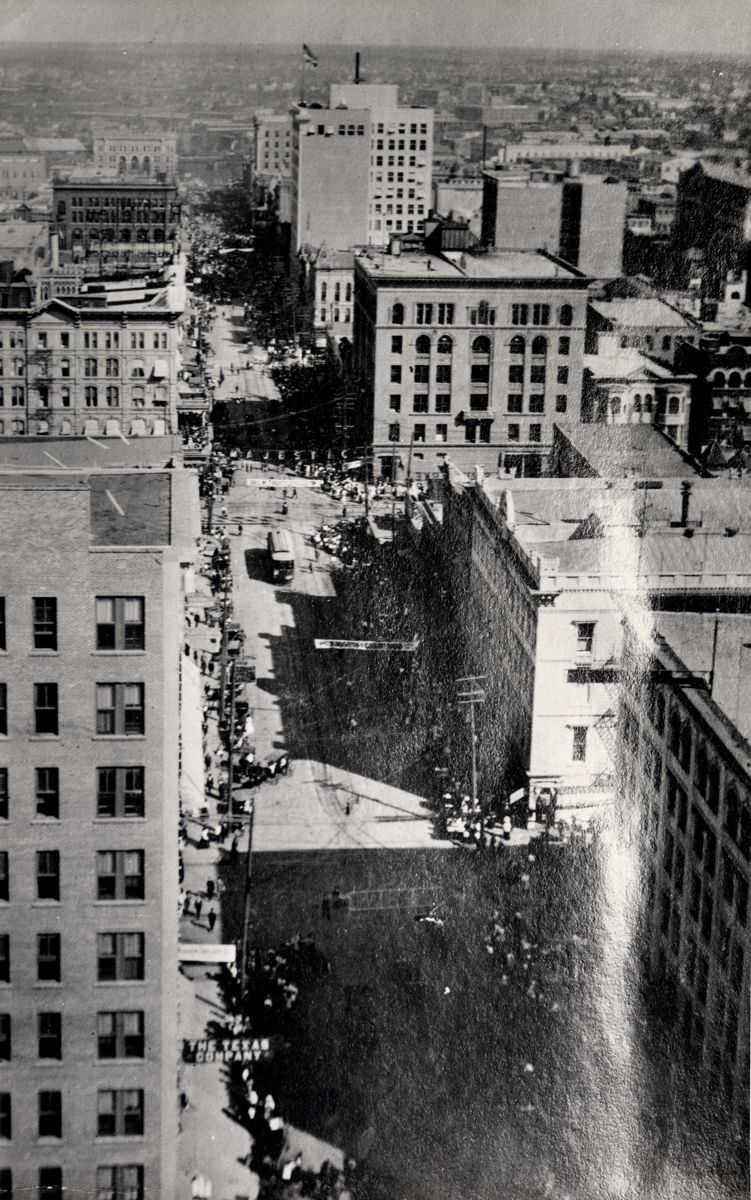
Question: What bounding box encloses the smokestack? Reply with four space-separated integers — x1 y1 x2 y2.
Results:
680 480 692 527
355 52 360 84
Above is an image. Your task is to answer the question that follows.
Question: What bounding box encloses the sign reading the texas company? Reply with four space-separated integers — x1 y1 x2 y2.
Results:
182 1036 275 1064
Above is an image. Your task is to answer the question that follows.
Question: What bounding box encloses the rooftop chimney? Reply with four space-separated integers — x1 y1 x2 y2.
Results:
354 53 360 84
680 480 692 527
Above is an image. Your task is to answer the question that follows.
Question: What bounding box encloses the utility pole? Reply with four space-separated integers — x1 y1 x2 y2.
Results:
239 795 256 996
457 675 486 838
218 562 231 725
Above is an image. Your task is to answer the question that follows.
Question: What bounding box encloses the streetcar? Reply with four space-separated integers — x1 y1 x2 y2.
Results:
267 529 295 582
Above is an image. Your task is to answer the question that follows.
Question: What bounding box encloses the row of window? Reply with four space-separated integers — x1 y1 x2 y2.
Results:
386 421 547 445
0 1089 144 1139
390 301 575 329
393 334 570 356
2 1164 144 1200
320 282 351 303
0 766 145 820
607 394 680 416
17 331 169 352
0 1009 144 1060
0 849 145 902
0 931 144 983
387 393 568 416
0 597 145 653
374 122 429 136
389 363 568 388
0 387 164 411
0 682 145 737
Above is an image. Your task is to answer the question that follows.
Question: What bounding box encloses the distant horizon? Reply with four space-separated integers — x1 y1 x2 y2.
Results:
0 0 746 57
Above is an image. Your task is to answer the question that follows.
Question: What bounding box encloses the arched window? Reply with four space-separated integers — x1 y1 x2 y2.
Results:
143 155 151 175
131 155 139 171
137 228 149 243
531 335 547 355
391 303 404 325
509 335 525 355
633 396 642 414
728 371 742 389
472 335 491 355
118 156 127 174
559 304 573 327
668 395 680 415
713 371 726 389
437 335 452 354
415 334 431 355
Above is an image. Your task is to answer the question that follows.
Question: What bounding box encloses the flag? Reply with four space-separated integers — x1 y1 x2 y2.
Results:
302 43 318 68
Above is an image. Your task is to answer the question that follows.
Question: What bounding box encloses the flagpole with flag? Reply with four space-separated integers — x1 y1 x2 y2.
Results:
301 42 318 103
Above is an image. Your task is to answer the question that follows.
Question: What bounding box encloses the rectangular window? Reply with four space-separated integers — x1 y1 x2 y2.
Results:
464 421 477 444
34 684 58 735
0 854 7 902
96 684 145 736
557 366 569 385
508 364 523 384
38 1167 63 1200
413 364 429 384
511 304 528 326
97 1089 144 1137
37 851 60 901
529 394 545 413
413 424 426 443
0 1014 9 1060
96 1011 144 1059
412 394 429 414
391 336 402 354
0 770 5 820
532 304 550 326
95 597 145 651
507 395 522 413
35 768 59 819
37 934 60 982
389 394 401 412
435 424 448 442
0 1094 10 1139
435 394 451 414
32 598 58 652
0 684 7 736
96 851 144 901
96 1165 144 1200
572 726 587 762
558 336 570 355
576 622 595 654
388 423 399 442
97 932 144 981
530 364 546 385
60 333 70 349
38 1091 62 1138
529 424 542 443
471 364 490 384
38 1012 61 1059
435 364 451 384
555 394 568 413
437 303 454 325
0 597 5 650
415 304 433 326
508 423 520 442
390 365 402 384
0 936 8 983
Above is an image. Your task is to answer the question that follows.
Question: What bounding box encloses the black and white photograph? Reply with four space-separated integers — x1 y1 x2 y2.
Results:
0 1 749 1197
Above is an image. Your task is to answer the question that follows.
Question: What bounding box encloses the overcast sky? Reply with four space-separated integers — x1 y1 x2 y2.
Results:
0 0 747 55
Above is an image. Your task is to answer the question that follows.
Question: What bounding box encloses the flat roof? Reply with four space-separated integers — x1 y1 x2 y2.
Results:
653 613 751 743
555 423 697 478
90 472 171 545
590 298 695 329
357 247 583 283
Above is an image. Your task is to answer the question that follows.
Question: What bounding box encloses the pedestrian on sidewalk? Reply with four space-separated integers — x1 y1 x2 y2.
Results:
230 834 239 855
183 891 192 916
207 909 217 932
194 896 203 921
206 879 216 900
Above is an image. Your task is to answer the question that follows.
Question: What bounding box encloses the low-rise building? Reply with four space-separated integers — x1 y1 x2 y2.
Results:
53 178 181 269
309 248 355 350
92 133 178 180
0 154 46 200
582 333 694 448
586 296 699 366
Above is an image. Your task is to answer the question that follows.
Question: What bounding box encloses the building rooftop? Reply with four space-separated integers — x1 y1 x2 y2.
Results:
0 435 181 470
652 613 751 745
357 247 583 282
583 348 676 380
0 221 45 249
26 137 86 153
554 423 697 478
590 298 695 329
315 248 355 271
697 159 751 189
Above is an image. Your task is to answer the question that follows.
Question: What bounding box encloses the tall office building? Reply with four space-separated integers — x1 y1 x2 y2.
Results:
0 466 197 1200
291 81 434 253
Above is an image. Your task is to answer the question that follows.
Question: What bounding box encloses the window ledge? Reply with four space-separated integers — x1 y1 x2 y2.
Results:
30 818 61 825
95 1056 145 1064
94 816 146 823
31 900 61 907
95 1135 145 1143
29 650 60 656
94 900 146 906
33 981 63 988
95 980 146 987
36 1135 63 1144
92 650 146 656
28 735 60 741
93 735 147 741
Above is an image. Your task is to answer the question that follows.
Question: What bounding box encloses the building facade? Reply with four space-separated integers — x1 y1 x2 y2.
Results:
0 281 184 439
0 154 46 199
92 135 178 180
309 248 355 349
53 180 181 268
290 106 371 254
618 613 750 1127
252 113 292 181
582 333 694 448
353 244 589 478
671 161 751 304
0 467 197 1200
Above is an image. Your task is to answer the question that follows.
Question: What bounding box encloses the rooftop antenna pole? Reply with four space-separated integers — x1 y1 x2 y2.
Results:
355 52 361 84
708 612 720 696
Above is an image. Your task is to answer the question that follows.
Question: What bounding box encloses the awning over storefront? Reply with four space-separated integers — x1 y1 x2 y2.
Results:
152 358 169 379
105 419 121 436
180 656 204 815
83 419 99 436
